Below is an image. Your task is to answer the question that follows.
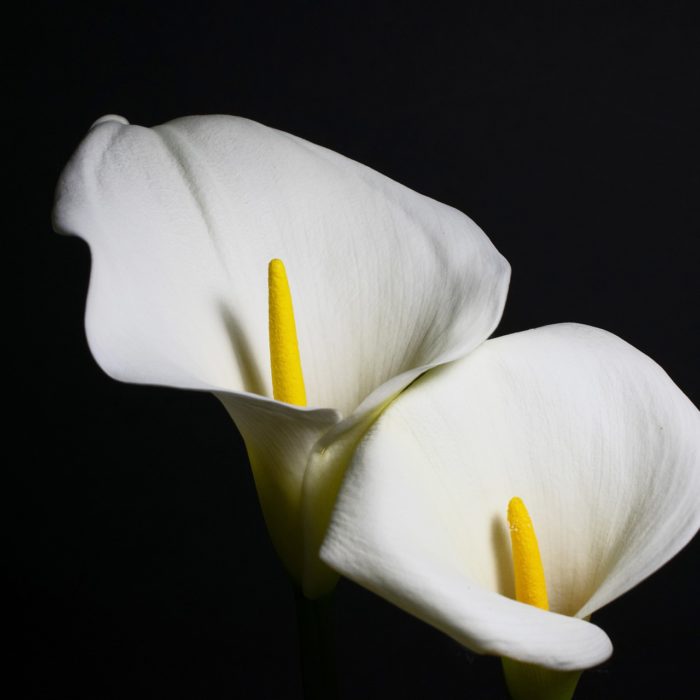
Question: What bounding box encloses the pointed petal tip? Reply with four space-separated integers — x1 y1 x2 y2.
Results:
90 114 129 128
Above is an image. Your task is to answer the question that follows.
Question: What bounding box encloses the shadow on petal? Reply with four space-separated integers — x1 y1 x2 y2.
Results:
218 300 267 397
491 514 515 600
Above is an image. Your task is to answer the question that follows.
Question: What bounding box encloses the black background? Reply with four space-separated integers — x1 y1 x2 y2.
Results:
17 1 699 698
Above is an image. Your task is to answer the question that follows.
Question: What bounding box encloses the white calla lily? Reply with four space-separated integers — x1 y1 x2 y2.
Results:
321 323 700 670
53 114 510 597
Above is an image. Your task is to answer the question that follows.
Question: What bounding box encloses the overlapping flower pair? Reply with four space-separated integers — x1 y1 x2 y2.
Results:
54 115 699 699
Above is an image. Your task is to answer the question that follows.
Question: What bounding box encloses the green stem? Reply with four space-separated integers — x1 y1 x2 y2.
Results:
293 587 337 700
502 657 582 700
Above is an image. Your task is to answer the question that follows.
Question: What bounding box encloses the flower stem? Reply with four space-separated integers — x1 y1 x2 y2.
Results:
293 586 337 699
502 658 582 700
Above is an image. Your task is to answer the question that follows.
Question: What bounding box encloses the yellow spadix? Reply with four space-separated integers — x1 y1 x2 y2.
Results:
502 499 581 700
507 496 549 610
268 258 307 406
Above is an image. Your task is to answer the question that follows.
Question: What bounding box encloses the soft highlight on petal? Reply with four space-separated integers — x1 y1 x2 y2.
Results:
322 323 700 666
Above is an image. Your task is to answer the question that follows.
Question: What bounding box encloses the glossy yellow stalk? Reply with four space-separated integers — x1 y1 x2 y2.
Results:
507 496 549 610
268 258 307 406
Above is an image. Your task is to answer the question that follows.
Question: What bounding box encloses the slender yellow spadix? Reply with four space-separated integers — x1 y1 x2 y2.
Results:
503 501 579 700
268 258 307 406
507 497 549 610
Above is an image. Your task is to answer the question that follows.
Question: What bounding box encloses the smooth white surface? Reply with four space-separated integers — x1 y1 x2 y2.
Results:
53 114 510 592
322 324 700 667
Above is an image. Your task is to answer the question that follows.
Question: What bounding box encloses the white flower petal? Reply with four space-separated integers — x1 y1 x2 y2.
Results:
54 114 510 594
216 391 340 584
322 323 700 666
53 115 510 417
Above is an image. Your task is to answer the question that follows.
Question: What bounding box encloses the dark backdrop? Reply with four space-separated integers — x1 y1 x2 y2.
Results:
17 2 699 698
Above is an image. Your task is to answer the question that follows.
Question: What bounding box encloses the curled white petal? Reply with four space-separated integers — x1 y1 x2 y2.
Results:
53 115 511 592
53 115 509 416
322 323 700 665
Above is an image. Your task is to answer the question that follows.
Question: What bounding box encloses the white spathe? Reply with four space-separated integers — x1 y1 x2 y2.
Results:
321 323 700 668
53 114 510 596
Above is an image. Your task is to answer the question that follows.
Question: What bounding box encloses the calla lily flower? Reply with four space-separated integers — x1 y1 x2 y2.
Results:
321 324 700 680
53 114 510 597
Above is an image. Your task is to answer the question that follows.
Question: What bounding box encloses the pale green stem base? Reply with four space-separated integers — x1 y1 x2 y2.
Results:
502 657 582 700
294 587 337 700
